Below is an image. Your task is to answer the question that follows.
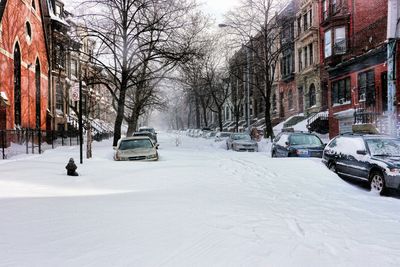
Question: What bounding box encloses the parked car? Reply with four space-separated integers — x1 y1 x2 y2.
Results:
205 131 216 139
131 131 157 144
138 127 157 143
114 136 159 161
215 132 231 142
226 133 258 152
271 131 325 158
323 134 400 195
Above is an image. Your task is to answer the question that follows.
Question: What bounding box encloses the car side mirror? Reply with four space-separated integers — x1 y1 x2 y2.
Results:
113 146 117 150
285 141 290 146
356 150 367 155
156 144 159 149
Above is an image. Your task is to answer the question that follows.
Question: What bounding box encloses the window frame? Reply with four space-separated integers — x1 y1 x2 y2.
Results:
331 77 351 105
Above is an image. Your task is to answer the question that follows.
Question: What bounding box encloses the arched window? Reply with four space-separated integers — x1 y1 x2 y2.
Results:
32 0 36 10
14 43 21 126
309 83 316 107
288 89 293 110
35 59 41 129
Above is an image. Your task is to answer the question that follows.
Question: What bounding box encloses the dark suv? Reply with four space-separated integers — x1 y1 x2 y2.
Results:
271 131 325 158
323 134 400 195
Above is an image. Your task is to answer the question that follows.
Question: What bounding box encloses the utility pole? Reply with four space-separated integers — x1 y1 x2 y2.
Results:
387 0 399 137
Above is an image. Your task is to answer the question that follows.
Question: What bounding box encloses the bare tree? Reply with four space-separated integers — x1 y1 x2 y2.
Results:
78 0 201 146
223 0 289 139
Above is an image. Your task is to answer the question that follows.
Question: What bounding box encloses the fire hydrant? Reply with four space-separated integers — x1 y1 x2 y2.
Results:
65 158 79 176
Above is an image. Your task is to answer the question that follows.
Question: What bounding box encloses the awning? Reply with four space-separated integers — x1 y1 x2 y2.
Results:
0 92 10 106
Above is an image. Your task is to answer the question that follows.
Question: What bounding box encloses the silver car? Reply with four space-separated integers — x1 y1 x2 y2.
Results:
226 133 258 152
114 136 159 161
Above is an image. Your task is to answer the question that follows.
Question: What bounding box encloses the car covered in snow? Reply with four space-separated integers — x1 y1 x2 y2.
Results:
138 127 157 143
114 136 159 161
323 134 400 195
226 133 258 152
271 131 325 158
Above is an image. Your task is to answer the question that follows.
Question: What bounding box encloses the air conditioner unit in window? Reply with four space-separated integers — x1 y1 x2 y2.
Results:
359 93 366 101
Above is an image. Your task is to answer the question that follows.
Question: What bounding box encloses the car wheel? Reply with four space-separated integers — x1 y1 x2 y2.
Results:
271 151 276 158
328 161 337 173
370 171 386 195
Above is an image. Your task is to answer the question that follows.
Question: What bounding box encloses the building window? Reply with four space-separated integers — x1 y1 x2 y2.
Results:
334 27 346 54
25 21 32 42
14 43 21 126
358 70 375 106
297 17 301 36
309 84 316 107
332 77 351 105
56 81 64 112
32 0 36 10
304 46 308 68
325 27 346 58
298 49 302 71
309 43 313 65
324 30 332 58
309 8 312 27
332 0 338 14
322 0 328 20
288 89 293 110
281 51 293 77
54 44 65 68
70 59 78 78
55 3 62 18
303 13 308 31
272 93 277 114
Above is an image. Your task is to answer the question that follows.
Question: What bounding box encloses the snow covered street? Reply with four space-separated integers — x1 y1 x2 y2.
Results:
1 132 400 266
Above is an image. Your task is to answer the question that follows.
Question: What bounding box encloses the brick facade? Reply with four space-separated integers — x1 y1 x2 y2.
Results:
0 0 49 130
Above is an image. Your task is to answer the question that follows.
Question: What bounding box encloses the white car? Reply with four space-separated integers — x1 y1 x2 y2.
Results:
114 136 159 161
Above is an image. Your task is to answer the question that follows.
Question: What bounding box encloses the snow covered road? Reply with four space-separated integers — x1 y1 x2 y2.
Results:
0 132 400 266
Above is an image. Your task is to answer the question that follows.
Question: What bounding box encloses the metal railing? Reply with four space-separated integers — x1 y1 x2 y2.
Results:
0 128 112 160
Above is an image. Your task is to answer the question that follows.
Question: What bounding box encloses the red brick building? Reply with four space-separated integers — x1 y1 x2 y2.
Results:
320 0 389 137
0 0 49 130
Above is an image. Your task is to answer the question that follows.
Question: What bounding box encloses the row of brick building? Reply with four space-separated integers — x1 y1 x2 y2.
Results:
0 0 114 134
223 0 400 138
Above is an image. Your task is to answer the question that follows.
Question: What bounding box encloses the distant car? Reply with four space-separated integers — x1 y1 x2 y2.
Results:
323 134 400 195
131 131 157 144
138 127 157 143
271 132 325 158
226 133 258 152
215 132 231 142
205 131 216 139
114 136 159 161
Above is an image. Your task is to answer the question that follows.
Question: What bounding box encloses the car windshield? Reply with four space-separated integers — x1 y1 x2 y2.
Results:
290 134 322 146
366 138 400 157
219 133 231 137
232 134 251 141
119 139 153 150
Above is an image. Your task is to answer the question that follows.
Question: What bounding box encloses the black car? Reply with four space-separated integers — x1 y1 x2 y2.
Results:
322 134 400 195
271 131 325 158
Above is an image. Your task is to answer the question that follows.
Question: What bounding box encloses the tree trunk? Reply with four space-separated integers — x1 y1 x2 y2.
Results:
126 120 135 136
113 89 126 146
195 96 200 128
217 106 223 131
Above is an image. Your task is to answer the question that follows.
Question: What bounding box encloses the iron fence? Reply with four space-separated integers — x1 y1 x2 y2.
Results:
0 129 112 160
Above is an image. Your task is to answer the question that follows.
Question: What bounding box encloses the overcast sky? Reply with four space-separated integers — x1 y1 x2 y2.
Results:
201 0 240 23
